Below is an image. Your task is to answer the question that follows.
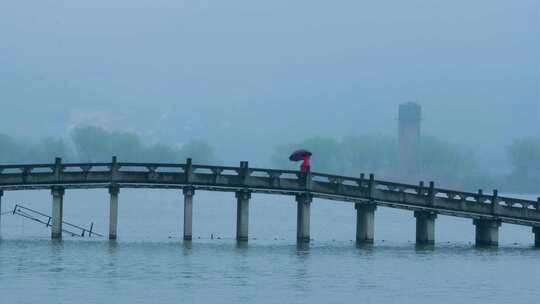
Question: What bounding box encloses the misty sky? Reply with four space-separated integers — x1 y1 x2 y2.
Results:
0 1 538 169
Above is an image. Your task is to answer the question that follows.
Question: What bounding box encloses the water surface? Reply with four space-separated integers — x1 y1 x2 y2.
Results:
1 190 538 303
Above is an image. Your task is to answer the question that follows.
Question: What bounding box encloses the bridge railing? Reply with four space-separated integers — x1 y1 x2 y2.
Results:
1 158 538 220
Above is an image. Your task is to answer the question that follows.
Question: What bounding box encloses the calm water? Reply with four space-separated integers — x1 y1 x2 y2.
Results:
1 190 539 303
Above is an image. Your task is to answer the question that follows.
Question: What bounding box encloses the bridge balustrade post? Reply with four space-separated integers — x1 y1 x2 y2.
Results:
533 227 540 248
491 190 498 214
54 157 63 182
427 182 435 206
302 167 312 191
418 181 424 195
355 202 377 244
296 193 313 243
236 190 251 242
185 158 193 183
473 219 501 246
51 186 65 239
108 185 120 240
477 189 484 203
110 156 118 181
239 161 249 185
414 211 437 245
0 190 3 236
183 187 195 241
368 174 375 198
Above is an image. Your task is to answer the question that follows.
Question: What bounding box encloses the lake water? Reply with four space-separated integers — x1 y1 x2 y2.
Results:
1 189 539 303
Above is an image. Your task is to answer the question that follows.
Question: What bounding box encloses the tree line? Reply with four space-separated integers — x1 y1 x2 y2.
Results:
272 135 540 193
0 126 217 164
0 127 537 193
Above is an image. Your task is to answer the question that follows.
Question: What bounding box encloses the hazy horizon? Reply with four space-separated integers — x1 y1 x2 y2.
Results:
1 1 538 170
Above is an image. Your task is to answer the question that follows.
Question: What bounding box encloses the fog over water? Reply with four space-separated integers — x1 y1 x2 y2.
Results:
1 1 538 168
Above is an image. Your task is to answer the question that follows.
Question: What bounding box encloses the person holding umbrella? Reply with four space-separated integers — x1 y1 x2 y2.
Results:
289 149 312 172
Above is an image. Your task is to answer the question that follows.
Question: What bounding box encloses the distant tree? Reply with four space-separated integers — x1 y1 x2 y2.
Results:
144 144 182 162
179 140 217 164
271 137 341 173
340 135 396 174
271 143 296 169
71 126 145 161
0 134 71 163
0 134 25 163
272 134 479 186
299 137 341 173
108 131 145 162
271 135 396 174
71 125 218 164
420 136 476 183
71 126 113 161
31 137 71 162
507 137 540 177
506 137 540 190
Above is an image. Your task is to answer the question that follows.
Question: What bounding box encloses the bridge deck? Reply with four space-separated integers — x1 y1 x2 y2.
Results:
0 158 539 227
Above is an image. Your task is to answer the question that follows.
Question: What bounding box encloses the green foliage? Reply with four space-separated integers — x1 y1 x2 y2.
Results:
420 136 476 182
272 134 478 185
271 135 395 175
71 126 145 162
31 137 71 162
143 144 182 162
0 126 217 164
271 137 341 173
1 126 537 193
507 137 540 177
0 134 70 163
506 137 540 191
179 140 217 164
340 135 396 173
71 125 217 163
0 134 24 163
272 134 538 192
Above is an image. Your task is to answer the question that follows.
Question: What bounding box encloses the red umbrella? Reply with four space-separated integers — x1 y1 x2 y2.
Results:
289 149 312 161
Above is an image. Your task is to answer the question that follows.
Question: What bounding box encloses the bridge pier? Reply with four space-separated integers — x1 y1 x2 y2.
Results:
414 211 437 245
355 202 376 244
183 187 195 241
473 219 501 246
51 186 65 239
533 227 540 248
108 185 120 240
296 193 312 243
236 190 251 242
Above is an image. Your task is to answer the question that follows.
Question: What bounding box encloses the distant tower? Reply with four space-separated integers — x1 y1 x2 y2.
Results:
398 102 421 180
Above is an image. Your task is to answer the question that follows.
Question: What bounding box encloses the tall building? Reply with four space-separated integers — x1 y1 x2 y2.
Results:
398 102 421 180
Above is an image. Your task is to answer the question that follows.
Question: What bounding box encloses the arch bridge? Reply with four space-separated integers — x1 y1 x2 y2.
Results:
0 157 539 247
